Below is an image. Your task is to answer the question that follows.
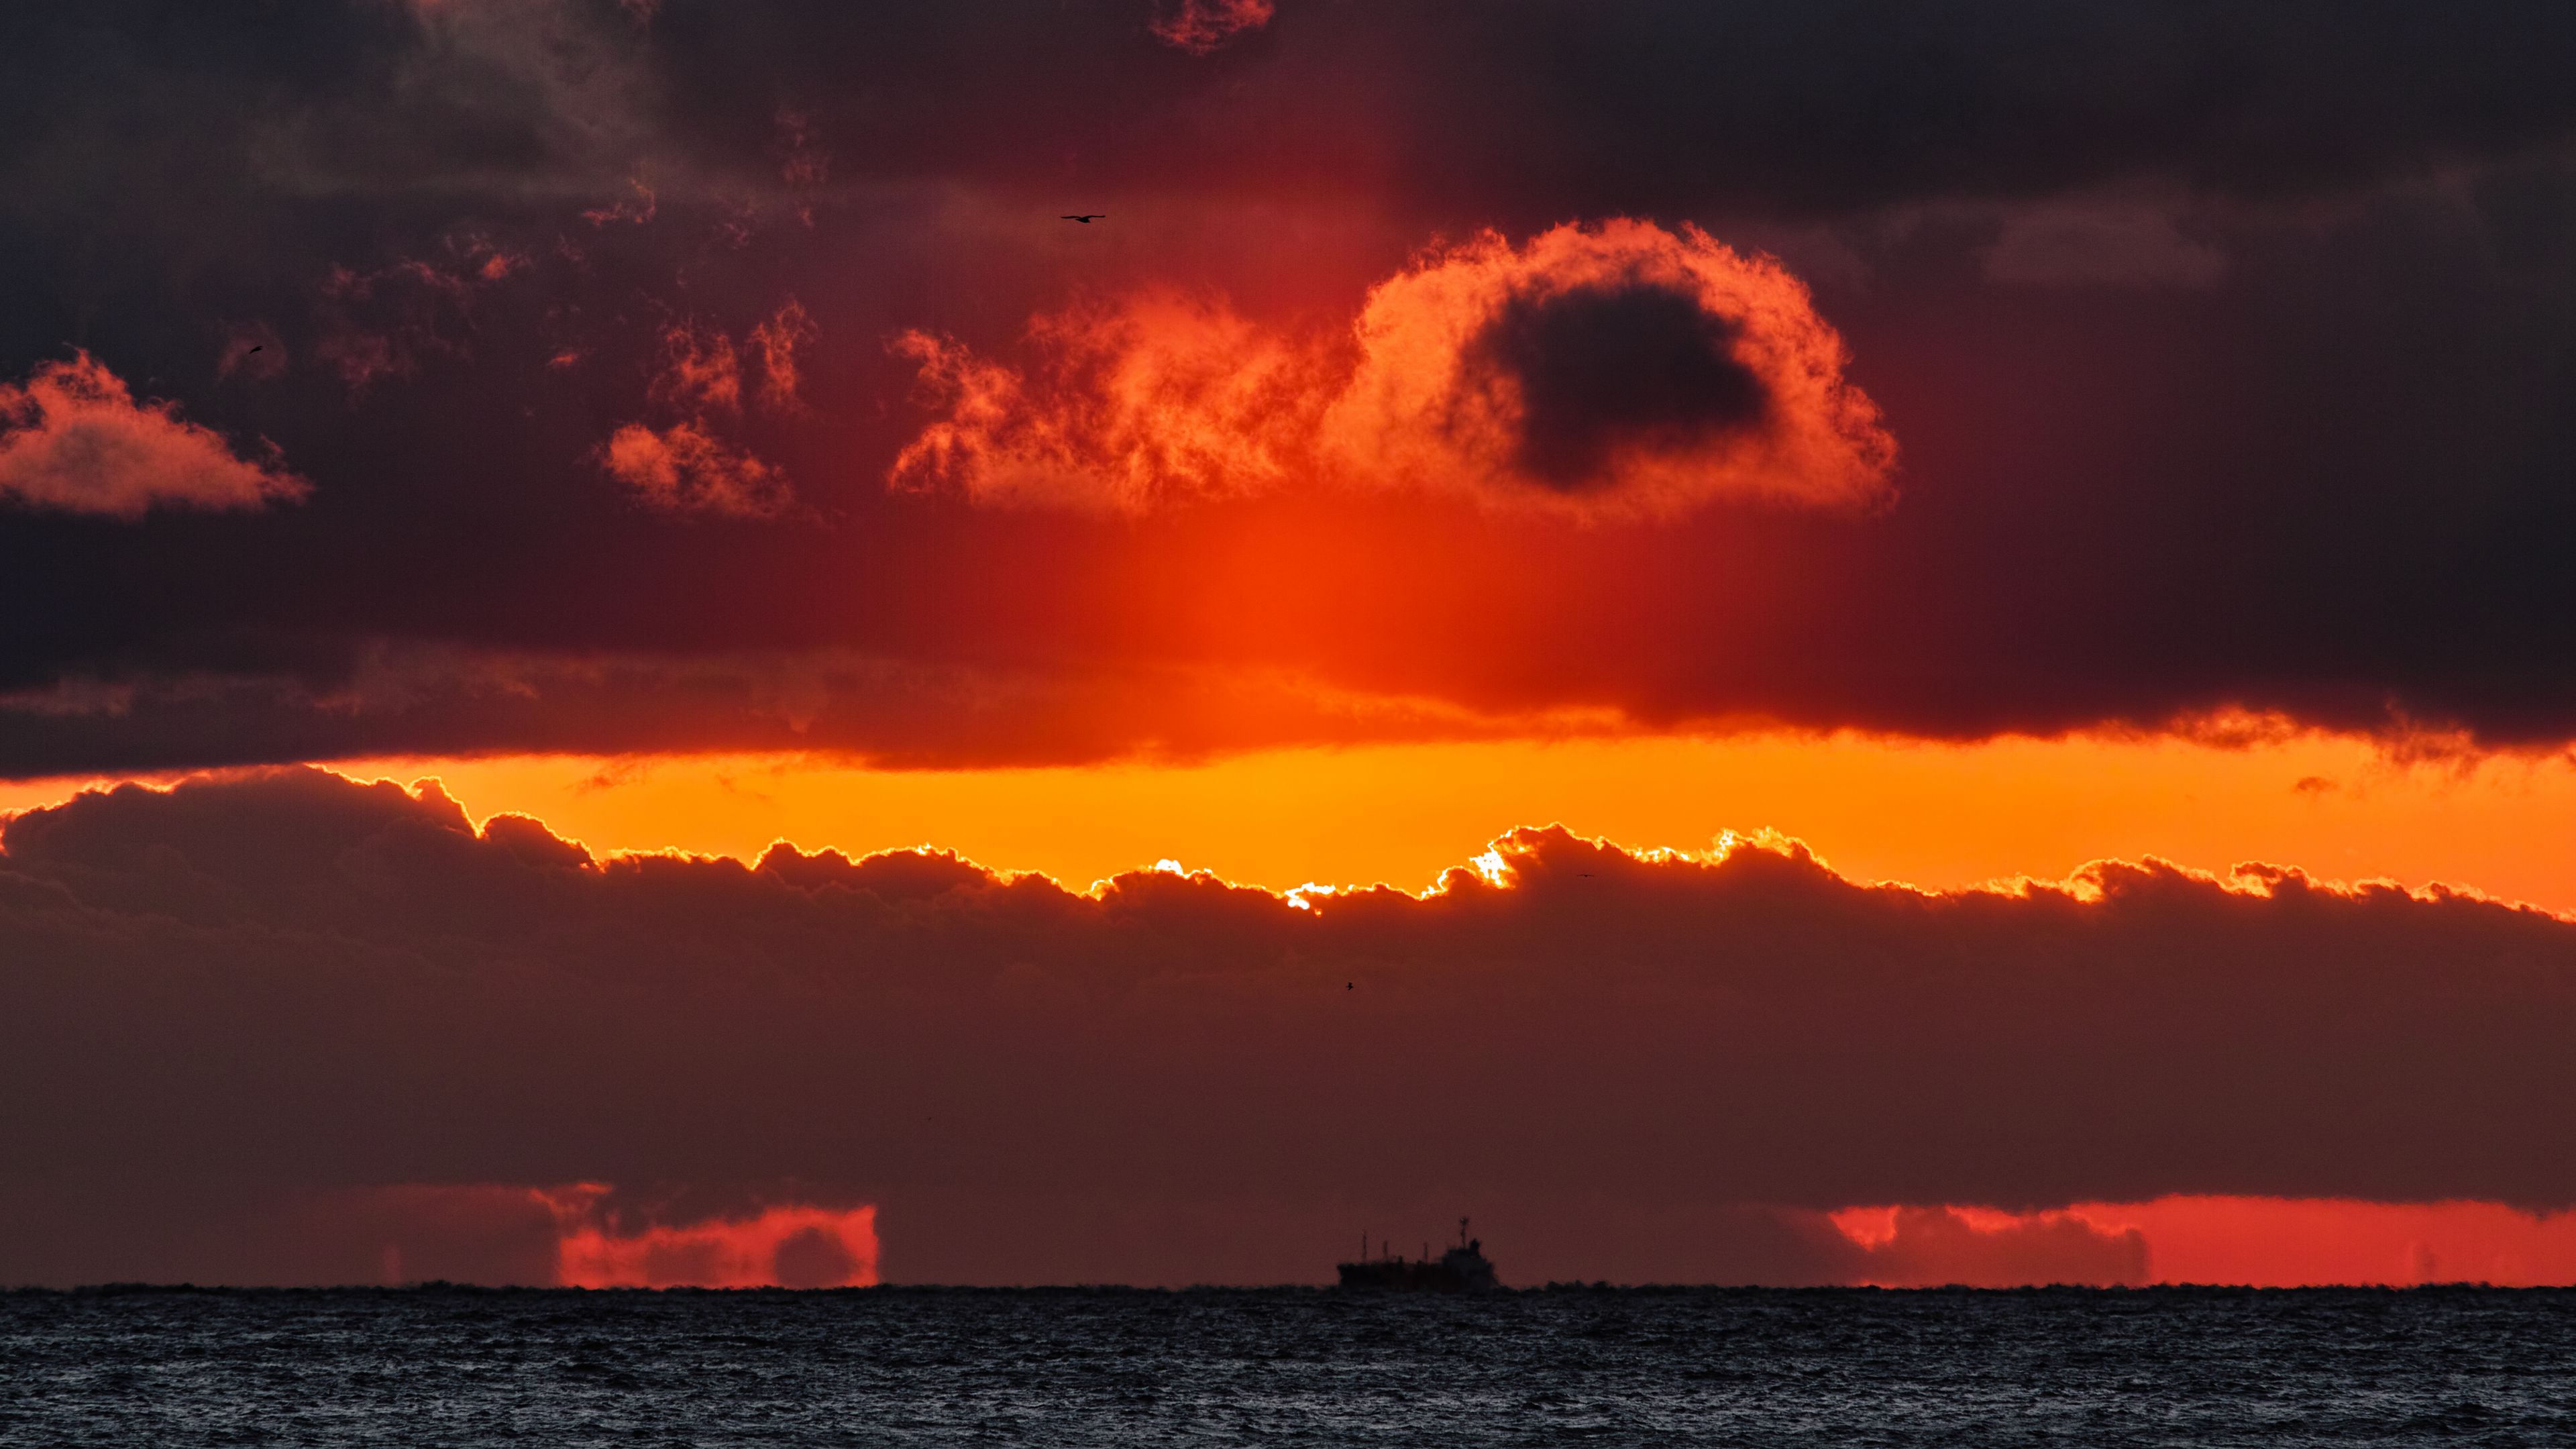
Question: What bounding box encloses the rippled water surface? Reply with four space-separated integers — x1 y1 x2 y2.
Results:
5 1287 2573 1446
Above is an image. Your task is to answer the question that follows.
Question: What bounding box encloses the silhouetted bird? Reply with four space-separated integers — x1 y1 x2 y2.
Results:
1061 214 1104 223
246 345 263 354
1346 982 1354 990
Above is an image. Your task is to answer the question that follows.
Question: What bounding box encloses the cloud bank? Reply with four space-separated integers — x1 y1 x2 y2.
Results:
4 769 2573 1285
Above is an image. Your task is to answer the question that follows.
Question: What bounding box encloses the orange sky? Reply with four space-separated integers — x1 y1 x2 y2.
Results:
8 728 2561 909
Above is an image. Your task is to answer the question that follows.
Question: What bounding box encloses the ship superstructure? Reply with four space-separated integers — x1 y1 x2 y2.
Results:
1336 1218 1499 1291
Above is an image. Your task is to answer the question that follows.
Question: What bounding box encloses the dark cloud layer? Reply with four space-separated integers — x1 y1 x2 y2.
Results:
3 769 2572 1285
633 0 2576 216
1 2 2575 767
19 2 2574 233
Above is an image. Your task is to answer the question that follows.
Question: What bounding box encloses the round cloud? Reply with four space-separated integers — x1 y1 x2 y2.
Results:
1323 220 1896 517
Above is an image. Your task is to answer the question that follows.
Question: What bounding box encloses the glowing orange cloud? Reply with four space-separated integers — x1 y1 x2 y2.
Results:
892 220 1893 518
600 302 813 519
892 293 1326 511
601 421 790 519
543 1186 879 1289
0 353 307 517
1149 0 1274 55
1831 1199 2576 1287
648 318 751 415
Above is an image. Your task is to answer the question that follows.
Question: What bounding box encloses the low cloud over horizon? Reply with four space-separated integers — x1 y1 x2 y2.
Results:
6 768 2575 1287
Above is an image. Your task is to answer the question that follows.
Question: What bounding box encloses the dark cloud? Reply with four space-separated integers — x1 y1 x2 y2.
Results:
2 769 2572 1284
618 1 2576 218
1334 1 2576 219
34 0 2530 262
11 1 2575 250
0 647 1557 777
0 3 2573 765
1462 281 1768 492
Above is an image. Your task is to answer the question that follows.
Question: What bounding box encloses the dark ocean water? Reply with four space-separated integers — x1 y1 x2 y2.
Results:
5 1287 2572 1446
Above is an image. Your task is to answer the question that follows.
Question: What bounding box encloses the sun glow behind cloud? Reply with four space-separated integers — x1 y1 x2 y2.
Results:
7 729 2553 910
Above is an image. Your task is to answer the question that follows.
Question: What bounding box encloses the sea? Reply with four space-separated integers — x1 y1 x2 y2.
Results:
4 1286 2571 1446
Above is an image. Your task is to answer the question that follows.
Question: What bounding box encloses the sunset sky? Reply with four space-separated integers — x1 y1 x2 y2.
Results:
5 0 2576 1289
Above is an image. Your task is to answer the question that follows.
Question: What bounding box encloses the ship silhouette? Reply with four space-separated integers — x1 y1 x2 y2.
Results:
1337 1218 1499 1291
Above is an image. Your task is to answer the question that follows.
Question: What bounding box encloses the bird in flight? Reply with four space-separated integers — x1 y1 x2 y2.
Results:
1061 214 1104 223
